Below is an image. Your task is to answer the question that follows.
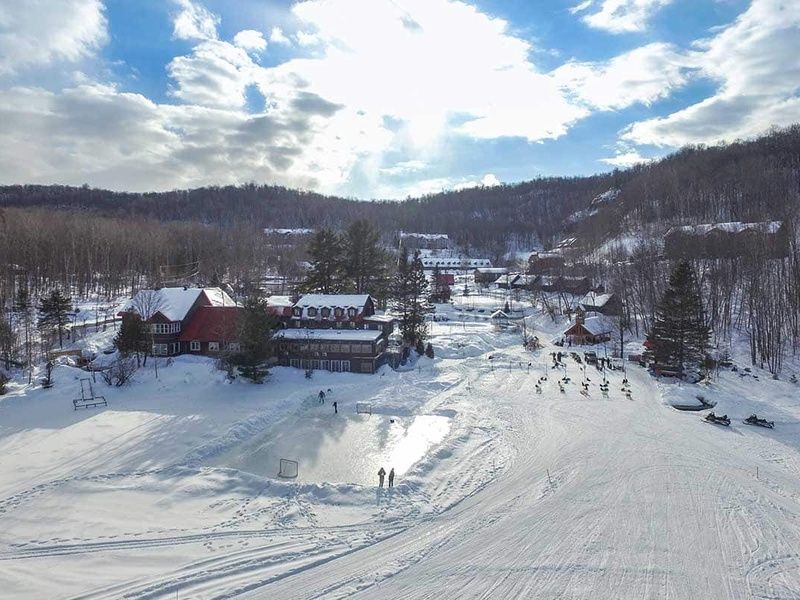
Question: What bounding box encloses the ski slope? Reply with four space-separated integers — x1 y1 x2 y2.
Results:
1 318 800 598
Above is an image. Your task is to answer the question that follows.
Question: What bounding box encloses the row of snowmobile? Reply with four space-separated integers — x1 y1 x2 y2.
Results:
704 412 775 428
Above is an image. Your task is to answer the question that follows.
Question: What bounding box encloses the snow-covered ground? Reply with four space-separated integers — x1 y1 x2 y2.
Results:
2 299 800 598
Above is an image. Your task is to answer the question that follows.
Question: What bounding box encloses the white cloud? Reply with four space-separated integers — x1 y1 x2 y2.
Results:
600 150 653 167
269 26 292 45
0 0 107 75
380 159 428 175
172 0 219 41
167 40 259 109
575 0 672 33
233 30 267 52
623 0 800 147
553 42 691 110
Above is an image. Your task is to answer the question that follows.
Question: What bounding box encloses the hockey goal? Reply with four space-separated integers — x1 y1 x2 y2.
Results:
278 458 299 479
356 402 372 415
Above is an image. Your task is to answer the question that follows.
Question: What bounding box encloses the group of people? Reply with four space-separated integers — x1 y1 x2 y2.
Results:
378 467 395 488
318 389 338 413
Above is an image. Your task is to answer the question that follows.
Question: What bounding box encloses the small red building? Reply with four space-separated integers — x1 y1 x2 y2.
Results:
179 305 241 355
563 310 613 345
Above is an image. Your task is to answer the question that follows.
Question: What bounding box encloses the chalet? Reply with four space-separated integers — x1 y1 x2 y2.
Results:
274 294 395 374
664 221 789 260
120 287 237 356
474 267 508 285
579 292 622 317
179 305 241 355
527 252 565 274
563 309 614 345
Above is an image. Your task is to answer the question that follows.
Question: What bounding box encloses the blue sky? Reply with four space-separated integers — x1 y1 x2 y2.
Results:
0 0 797 198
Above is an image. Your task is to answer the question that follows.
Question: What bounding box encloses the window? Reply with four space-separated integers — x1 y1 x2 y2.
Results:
152 344 168 356
293 307 302 317
190 340 200 352
340 344 351 354
290 358 300 368
360 362 373 373
208 341 220 352
171 342 180 355
321 360 329 370
341 360 350 372
308 307 317 317
334 307 344 318
150 322 180 334
321 307 331 318
227 342 240 352
347 307 357 317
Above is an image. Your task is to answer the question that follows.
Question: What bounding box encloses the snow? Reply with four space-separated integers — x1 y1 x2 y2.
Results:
581 292 613 308
263 228 314 235
123 287 235 322
275 328 384 341
3 296 800 598
399 232 449 241
667 220 784 236
295 294 371 311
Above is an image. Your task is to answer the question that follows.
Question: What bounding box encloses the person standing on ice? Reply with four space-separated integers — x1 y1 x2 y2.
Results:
388 468 395 488
318 390 325 404
333 401 338 414
378 467 386 487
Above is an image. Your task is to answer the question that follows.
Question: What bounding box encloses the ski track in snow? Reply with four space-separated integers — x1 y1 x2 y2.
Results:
2 319 800 598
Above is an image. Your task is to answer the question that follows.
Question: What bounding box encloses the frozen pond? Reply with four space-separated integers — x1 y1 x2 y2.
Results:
210 407 451 486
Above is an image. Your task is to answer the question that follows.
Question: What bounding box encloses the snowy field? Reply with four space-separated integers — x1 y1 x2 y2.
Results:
2 304 800 598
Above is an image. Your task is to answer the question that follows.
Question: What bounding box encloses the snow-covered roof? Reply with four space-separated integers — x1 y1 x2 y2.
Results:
490 310 510 319
421 257 491 269
475 267 508 274
275 328 384 342
264 228 314 235
565 313 614 336
581 292 613 308
297 294 371 308
666 221 783 237
590 188 620 207
364 314 396 323
124 287 234 322
266 295 294 308
400 232 449 241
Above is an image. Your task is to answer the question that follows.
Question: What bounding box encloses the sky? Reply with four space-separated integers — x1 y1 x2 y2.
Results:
0 0 798 199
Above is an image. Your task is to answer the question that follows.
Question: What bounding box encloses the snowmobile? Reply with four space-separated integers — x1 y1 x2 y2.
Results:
743 414 774 429
704 412 731 426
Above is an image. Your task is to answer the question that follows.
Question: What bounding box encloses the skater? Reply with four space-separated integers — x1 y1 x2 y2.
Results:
333 401 338 414
318 390 325 404
378 467 386 488
388 468 395 488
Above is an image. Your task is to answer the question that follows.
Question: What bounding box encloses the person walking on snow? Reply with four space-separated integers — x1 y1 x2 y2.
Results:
318 390 325 404
388 468 395 488
333 401 338 414
378 467 386 487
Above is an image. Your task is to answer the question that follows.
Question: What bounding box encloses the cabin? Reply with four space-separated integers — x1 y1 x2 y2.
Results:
474 267 508 285
579 292 622 317
563 309 614 345
120 287 237 356
274 294 395 374
664 221 789 259
527 252 565 274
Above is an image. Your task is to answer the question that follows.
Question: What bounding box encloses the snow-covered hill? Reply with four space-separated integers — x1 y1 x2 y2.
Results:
1 309 799 598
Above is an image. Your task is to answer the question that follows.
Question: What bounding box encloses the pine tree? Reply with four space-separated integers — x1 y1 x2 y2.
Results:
392 249 429 346
235 290 275 383
13 285 33 383
302 229 344 293
114 313 146 365
429 265 451 303
38 288 73 349
343 219 388 297
647 260 710 376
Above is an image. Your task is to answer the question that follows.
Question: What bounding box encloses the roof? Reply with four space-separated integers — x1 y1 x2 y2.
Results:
266 295 294 308
264 228 314 235
123 287 235 322
364 314 396 323
666 221 783 237
179 306 241 342
294 294 372 319
581 292 613 308
490 310 510 319
565 314 614 337
475 267 508 274
275 328 384 342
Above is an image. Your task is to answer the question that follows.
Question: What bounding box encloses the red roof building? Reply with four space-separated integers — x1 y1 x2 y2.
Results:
179 305 242 355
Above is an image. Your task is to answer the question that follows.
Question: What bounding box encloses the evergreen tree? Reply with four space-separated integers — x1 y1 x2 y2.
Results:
235 290 275 383
429 265 451 303
302 229 344 293
392 249 429 346
13 285 34 383
0 318 15 371
114 313 147 365
647 260 710 376
343 219 388 297
38 288 73 349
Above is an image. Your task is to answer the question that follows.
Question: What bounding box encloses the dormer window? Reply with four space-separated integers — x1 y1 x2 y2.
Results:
334 307 344 318
321 307 331 318
293 307 302 317
308 307 318 317
347 307 357 318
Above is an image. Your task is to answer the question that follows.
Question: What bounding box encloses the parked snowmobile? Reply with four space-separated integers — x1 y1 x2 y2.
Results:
744 414 774 429
704 412 731 426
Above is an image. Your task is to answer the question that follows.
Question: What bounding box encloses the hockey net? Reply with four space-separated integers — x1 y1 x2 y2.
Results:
356 402 372 415
278 458 299 478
